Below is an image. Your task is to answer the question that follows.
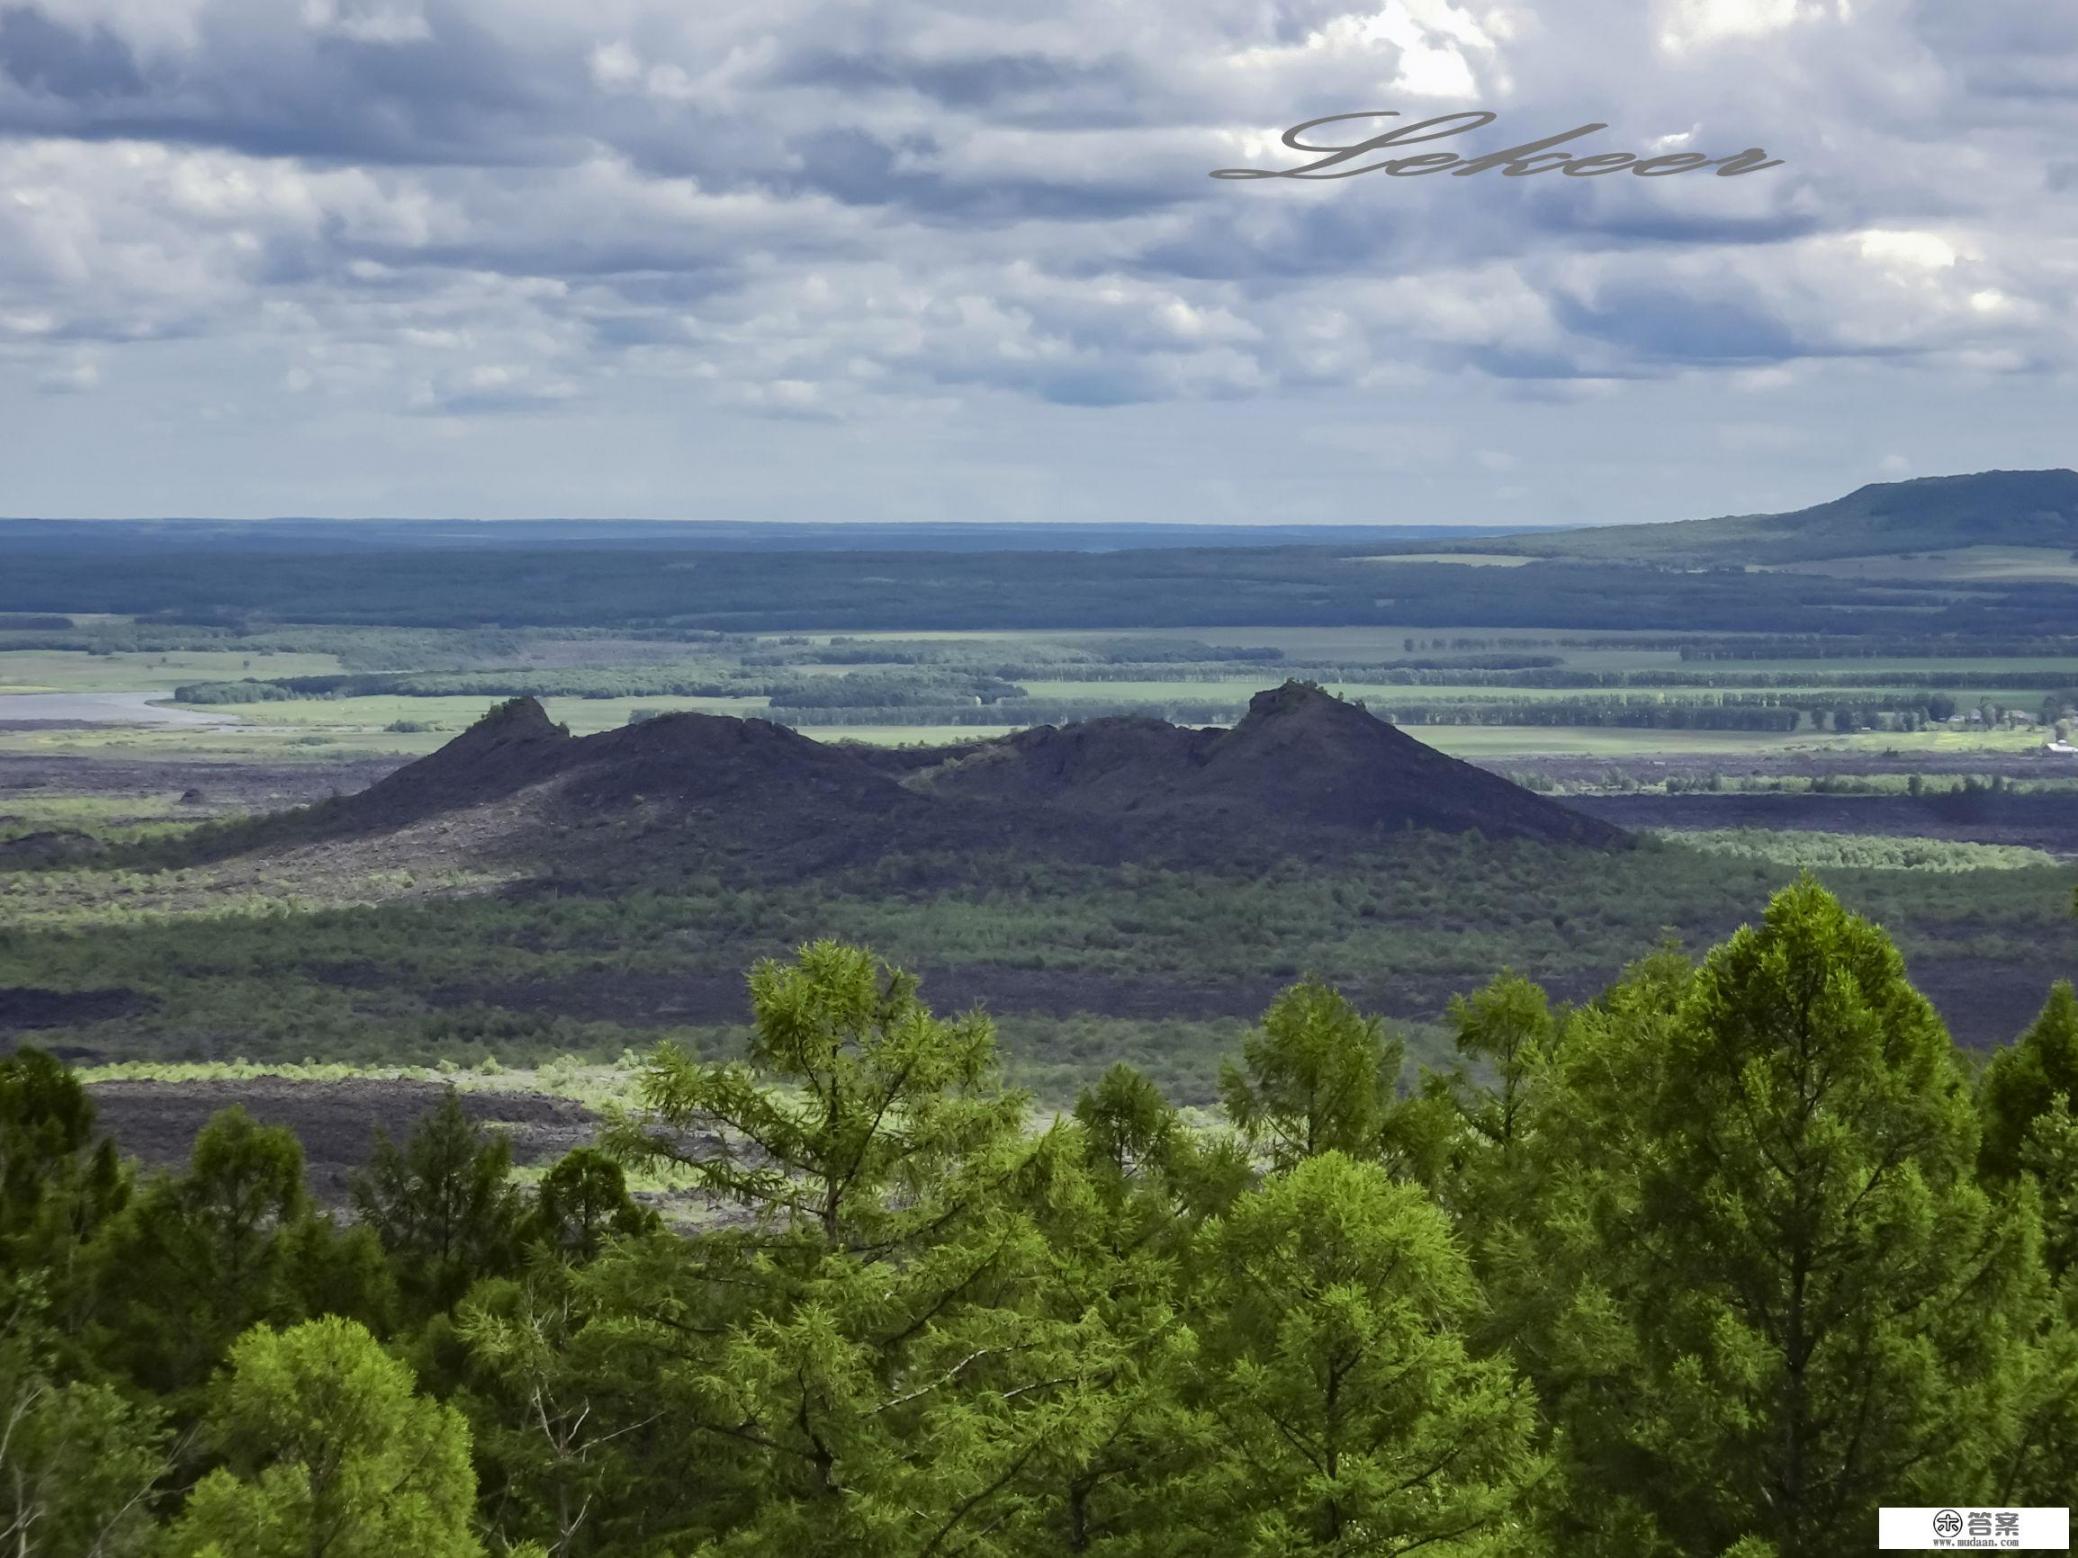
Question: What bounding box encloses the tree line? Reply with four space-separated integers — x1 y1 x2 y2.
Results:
163 665 2078 706
11 544 2078 639
4 878 2076 1555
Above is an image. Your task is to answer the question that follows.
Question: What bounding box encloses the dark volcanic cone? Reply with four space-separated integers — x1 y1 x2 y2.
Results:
919 681 1622 847
906 716 1216 813
1192 681 1620 844
313 695 576 833
227 684 1625 876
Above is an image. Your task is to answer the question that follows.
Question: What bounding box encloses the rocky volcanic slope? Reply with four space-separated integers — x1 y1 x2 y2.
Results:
245 683 1624 877
909 681 1620 842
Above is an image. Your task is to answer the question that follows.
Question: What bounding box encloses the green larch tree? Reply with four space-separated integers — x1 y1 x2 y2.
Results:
1538 878 2054 1558
521 1147 658 1266
1186 1152 1542 1556
1 1280 167 1558
92 1107 314 1399
166 1315 482 1558
351 1087 523 1320
595 942 1135 1556
1980 982 2078 1184
1219 981 1398 1170
0 1048 129 1330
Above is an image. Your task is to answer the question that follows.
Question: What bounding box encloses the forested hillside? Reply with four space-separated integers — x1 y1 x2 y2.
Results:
1397 468 2078 566
6 880 2075 1556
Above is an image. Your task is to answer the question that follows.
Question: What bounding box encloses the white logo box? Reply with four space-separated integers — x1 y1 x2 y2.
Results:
1879 1507 2070 1551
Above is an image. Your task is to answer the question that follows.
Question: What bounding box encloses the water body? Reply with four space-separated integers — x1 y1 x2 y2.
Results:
0 692 235 726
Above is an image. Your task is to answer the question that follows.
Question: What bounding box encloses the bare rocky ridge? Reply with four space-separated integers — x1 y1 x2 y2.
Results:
240 682 1622 877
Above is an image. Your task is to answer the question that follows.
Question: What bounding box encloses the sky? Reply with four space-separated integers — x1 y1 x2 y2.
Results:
1 0 2074 527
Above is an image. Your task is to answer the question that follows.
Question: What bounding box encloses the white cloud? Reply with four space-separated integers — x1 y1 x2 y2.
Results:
588 41 642 90
33 351 100 392
1226 0 1508 97
1856 229 1959 271
300 0 432 44
1656 0 1843 54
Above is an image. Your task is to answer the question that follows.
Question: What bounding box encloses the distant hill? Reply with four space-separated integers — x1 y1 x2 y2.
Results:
1470 469 2078 567
219 684 1622 881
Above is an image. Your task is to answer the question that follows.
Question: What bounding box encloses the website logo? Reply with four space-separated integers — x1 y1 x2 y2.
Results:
1878 1506 2071 1550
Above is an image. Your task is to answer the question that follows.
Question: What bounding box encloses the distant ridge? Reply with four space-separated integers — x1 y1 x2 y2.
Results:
254 682 1622 879
1479 469 2078 565
0 517 1558 554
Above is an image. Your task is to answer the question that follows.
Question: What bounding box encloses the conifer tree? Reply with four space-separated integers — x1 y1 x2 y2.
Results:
352 1087 523 1319
93 1107 314 1398
1440 973 1558 1161
614 941 1028 1255
598 942 1136 1555
522 1147 657 1264
1 1280 166 1558
455 1264 679 1558
1980 982 2078 1183
1187 1152 1542 1555
167 1315 482 1558
1220 981 1397 1169
1535 879 2052 1557
0 1047 129 1325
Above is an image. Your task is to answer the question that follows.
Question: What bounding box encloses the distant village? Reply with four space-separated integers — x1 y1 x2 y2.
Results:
1874 697 2078 754
1955 701 2078 755
1985 705 2076 755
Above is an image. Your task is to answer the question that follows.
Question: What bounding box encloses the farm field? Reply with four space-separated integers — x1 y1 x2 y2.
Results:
4 709 2059 764
1766 545 2078 583
8 617 2072 762
1354 551 1537 566
0 647 350 692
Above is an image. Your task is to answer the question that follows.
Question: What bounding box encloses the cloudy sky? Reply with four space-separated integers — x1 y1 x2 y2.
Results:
2 0 2074 526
